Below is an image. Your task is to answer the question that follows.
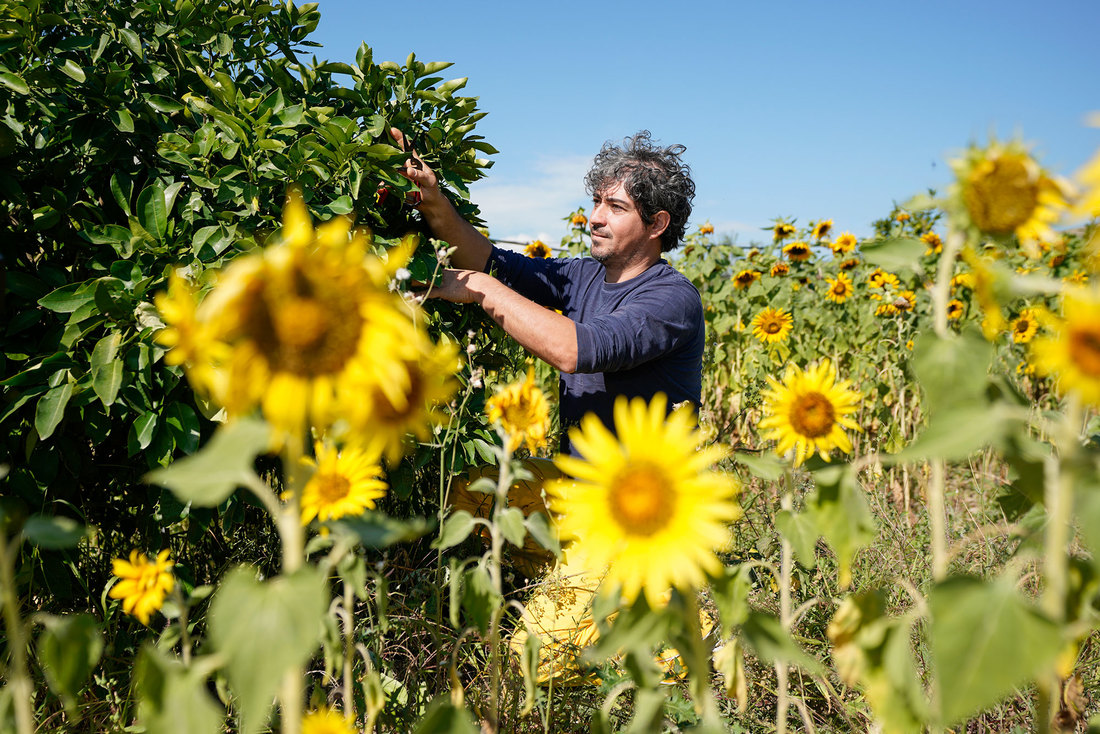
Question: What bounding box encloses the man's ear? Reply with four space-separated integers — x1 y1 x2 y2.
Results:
650 210 671 239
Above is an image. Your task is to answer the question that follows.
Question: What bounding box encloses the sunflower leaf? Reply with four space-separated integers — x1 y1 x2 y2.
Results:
134 645 224 734
37 614 104 715
860 237 926 275
433 510 476 550
145 419 270 507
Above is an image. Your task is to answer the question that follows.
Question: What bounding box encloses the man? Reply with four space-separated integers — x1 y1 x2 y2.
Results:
394 129 704 454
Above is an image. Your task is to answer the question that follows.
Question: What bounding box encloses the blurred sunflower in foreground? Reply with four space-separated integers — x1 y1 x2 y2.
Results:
547 394 742 606
1030 288 1100 406
949 139 1070 252
485 368 550 453
759 359 862 467
155 188 459 453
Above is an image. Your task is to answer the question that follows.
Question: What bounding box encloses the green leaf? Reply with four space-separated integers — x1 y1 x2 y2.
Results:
805 464 876 588
524 512 560 555
58 59 86 83
38 282 94 313
163 403 200 454
91 332 123 407
35 381 73 439
109 108 135 133
209 567 326 734
461 563 499 635
119 28 142 57
145 94 184 113
134 645 224 734
860 238 925 274
23 515 89 549
498 507 526 547
145 419 270 507
740 611 824 676
911 329 993 417
929 575 1062 726
333 514 431 548
37 614 104 714
891 404 1014 463
0 71 29 95
130 411 157 451
432 509 476 550
137 182 168 241
411 697 479 734
774 509 819 568
732 451 784 481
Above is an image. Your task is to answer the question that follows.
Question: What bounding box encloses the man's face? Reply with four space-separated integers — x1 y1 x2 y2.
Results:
589 181 658 265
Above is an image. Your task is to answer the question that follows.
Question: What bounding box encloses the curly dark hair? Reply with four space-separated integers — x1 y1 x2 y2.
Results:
583 131 696 252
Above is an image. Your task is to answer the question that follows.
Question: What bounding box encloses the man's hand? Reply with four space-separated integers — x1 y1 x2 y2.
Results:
390 127 445 211
414 268 486 304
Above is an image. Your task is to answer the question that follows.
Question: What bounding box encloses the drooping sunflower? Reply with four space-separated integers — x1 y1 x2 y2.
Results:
946 299 966 320
825 273 854 304
1030 289 1100 406
486 368 550 453
895 211 911 222
951 140 1069 247
546 395 742 606
348 338 462 464
699 222 715 235
783 240 812 262
750 307 793 344
156 190 436 447
812 219 833 241
732 269 761 289
571 211 589 228
770 261 790 277
839 257 860 271
302 708 357 734
758 360 862 467
831 232 858 256
1010 308 1041 343
524 239 553 258
109 550 175 625
298 442 388 525
921 232 943 255
772 222 797 242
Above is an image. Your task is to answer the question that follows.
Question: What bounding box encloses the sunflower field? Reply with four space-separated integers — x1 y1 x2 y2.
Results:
3 2 1100 733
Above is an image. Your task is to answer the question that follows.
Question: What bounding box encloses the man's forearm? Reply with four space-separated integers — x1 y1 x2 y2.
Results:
417 197 493 272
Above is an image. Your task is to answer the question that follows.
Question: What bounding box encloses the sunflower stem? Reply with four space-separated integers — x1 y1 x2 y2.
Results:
0 534 34 734
277 439 307 734
485 443 514 732
776 491 794 734
342 578 356 724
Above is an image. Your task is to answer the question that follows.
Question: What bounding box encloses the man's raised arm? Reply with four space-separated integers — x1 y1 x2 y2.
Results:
390 127 492 272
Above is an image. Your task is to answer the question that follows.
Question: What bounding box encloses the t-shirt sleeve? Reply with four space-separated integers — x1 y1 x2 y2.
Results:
573 280 703 373
485 247 576 311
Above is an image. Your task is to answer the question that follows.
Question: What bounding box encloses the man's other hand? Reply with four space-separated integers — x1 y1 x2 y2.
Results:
389 127 444 210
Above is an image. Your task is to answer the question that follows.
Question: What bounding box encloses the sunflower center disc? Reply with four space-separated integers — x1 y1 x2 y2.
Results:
275 297 330 350
790 392 836 439
965 155 1039 234
315 473 352 504
608 465 675 537
764 320 781 334
1069 328 1100 377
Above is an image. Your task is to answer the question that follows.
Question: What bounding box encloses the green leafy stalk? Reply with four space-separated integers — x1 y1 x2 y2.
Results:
0 534 34 734
485 442 514 732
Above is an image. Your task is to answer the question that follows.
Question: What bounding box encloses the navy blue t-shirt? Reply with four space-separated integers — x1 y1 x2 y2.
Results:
486 246 705 454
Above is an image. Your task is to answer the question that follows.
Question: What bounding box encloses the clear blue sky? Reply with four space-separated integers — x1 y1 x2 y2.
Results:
310 0 1100 244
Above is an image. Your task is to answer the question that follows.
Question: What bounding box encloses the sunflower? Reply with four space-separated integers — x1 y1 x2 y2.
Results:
1030 289 1100 406
773 222 796 242
1010 308 1040 343
952 140 1069 246
298 442 387 525
895 211 910 222
350 338 462 463
751 308 793 343
156 190 433 447
524 240 552 258
302 708 356 734
699 222 715 235
486 368 550 453
866 268 899 291
108 550 174 625
732 269 761 289
962 249 1007 339
838 257 860 271
812 219 833 241
770 262 790 277
951 272 974 290
1076 143 1100 218
546 395 742 605
1065 270 1089 286
831 232 857 256
758 360 862 467
571 211 588 228
921 232 943 255
946 299 965 320
825 273 854 304
783 240 812 262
